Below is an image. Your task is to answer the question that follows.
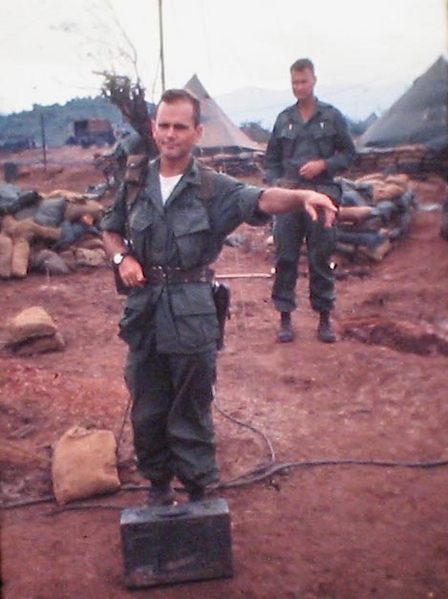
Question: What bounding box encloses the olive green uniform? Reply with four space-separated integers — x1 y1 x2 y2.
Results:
265 100 356 314
101 158 269 490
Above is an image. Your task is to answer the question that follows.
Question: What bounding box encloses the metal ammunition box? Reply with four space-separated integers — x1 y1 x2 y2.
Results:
120 498 233 588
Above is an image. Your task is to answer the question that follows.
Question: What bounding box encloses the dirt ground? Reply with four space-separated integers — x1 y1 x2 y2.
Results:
1 147 448 599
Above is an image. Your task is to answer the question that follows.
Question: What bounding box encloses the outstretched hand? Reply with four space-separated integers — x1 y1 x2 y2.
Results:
257 187 338 222
302 191 338 226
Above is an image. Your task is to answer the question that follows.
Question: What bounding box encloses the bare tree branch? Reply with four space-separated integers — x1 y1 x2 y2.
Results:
98 72 157 155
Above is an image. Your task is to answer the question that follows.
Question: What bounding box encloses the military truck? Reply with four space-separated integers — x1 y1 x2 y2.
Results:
66 118 115 148
0 135 36 153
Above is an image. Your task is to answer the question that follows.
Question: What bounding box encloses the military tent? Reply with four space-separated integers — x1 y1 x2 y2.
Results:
357 55 448 151
183 74 264 156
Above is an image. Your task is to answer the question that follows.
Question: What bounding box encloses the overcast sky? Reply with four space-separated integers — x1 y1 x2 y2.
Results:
1 0 446 114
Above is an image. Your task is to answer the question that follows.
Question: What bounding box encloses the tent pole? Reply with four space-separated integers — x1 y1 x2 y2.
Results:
158 0 165 92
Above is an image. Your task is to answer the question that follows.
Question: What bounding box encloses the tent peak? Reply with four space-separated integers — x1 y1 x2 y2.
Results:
184 74 210 100
183 74 263 155
357 56 448 151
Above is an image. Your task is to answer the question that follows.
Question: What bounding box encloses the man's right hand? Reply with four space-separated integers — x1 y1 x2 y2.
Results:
302 191 337 227
118 255 146 288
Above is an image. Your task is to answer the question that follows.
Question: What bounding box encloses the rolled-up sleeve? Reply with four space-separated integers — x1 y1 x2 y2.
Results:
236 184 270 226
209 176 270 236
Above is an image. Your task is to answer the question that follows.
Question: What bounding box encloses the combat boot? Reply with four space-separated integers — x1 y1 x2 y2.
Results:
187 484 206 503
278 311 294 343
146 482 176 507
317 312 336 343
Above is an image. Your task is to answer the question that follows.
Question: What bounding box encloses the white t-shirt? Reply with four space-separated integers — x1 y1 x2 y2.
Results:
159 174 182 204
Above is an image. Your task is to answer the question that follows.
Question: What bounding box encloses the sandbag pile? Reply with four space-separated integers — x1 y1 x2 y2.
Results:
0 214 61 278
4 305 65 356
347 144 435 180
335 172 417 262
0 182 108 280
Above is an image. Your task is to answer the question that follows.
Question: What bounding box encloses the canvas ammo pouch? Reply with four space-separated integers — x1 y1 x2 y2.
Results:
124 154 149 185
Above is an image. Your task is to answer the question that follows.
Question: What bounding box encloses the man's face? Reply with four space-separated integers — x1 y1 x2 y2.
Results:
291 68 316 101
152 100 203 162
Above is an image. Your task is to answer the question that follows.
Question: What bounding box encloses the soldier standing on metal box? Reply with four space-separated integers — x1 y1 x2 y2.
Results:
101 89 337 506
264 58 356 344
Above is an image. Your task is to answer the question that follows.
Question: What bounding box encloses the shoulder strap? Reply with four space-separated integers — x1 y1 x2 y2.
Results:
123 154 149 207
122 158 216 209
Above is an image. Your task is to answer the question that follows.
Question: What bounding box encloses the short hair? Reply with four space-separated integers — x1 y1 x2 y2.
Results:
156 89 201 127
290 58 315 74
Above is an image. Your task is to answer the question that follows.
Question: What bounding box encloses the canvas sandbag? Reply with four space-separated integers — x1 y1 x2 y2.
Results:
33 198 67 227
30 249 71 275
0 187 41 216
11 237 30 278
373 183 404 202
0 233 13 278
46 189 86 201
6 306 58 344
51 425 121 504
74 247 107 267
1 215 61 242
0 183 21 214
64 198 105 223
11 331 66 356
76 236 105 250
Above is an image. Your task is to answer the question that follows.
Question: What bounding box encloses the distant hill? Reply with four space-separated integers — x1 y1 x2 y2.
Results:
0 81 403 149
215 81 408 128
0 97 126 148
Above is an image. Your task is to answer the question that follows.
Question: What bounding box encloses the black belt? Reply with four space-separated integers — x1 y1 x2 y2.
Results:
145 265 214 284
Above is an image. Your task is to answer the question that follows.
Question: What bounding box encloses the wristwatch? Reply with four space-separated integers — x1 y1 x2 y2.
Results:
112 252 129 266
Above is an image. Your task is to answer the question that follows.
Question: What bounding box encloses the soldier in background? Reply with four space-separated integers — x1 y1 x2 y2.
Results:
265 58 356 344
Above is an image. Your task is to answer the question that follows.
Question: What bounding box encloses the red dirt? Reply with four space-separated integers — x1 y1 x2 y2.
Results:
1 148 448 599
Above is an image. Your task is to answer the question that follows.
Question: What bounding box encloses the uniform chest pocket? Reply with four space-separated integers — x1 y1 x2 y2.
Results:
128 203 156 233
311 120 336 138
171 203 211 268
279 124 297 158
310 121 337 157
280 123 297 139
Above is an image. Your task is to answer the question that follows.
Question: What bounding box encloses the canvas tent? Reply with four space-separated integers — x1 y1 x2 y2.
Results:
183 74 264 157
357 56 448 151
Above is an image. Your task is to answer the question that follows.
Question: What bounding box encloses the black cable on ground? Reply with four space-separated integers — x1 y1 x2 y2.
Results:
213 393 276 463
2 458 448 512
4 391 448 511
208 457 448 493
